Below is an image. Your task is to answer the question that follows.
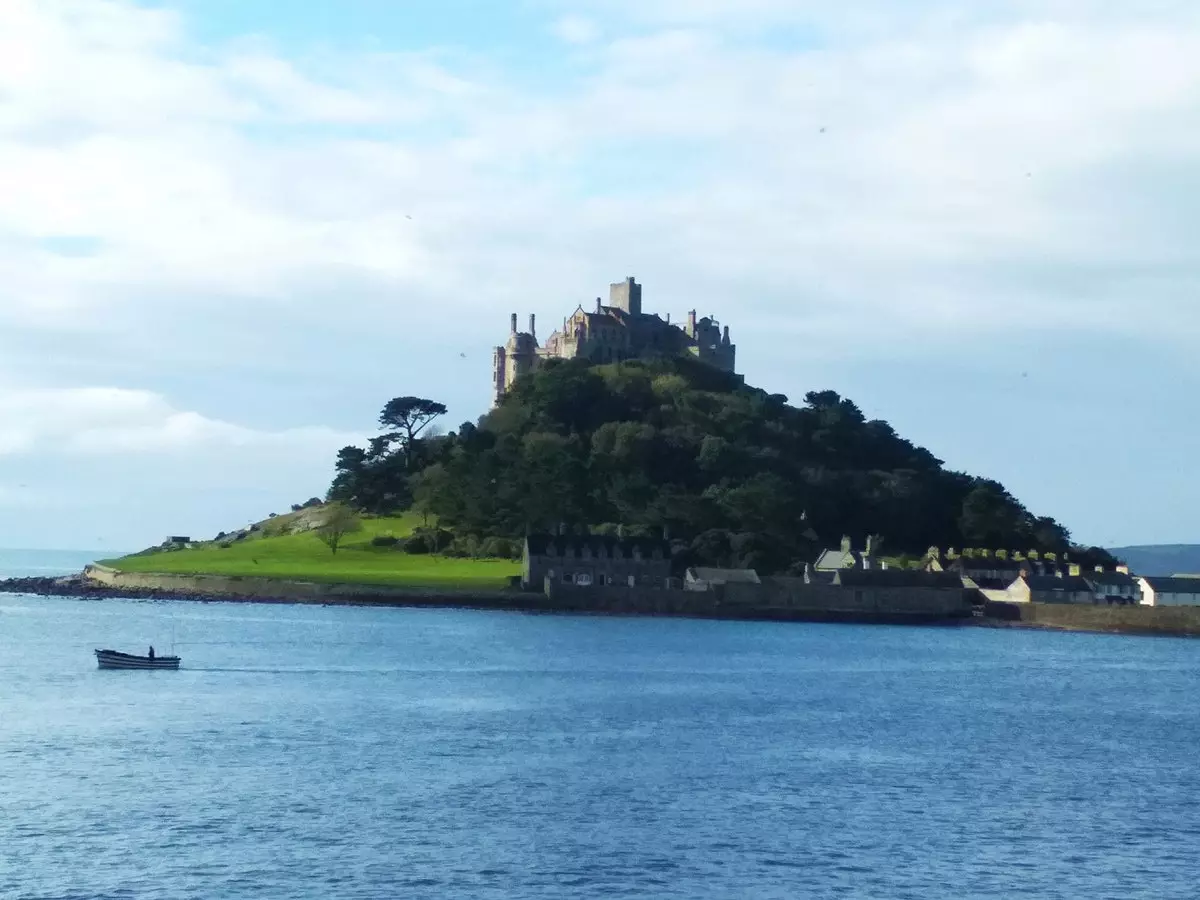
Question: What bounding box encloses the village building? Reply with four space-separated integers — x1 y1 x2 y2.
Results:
814 536 880 572
1085 568 1142 605
1005 573 1095 604
492 277 738 405
522 533 672 591
1136 576 1200 607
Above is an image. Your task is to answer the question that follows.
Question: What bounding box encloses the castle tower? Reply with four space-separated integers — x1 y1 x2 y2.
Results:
609 276 642 316
493 312 538 406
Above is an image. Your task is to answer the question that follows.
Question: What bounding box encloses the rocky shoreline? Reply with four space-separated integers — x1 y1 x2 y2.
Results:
0 574 304 605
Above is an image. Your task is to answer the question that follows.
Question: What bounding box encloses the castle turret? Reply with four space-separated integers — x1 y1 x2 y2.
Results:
493 275 738 405
610 276 642 316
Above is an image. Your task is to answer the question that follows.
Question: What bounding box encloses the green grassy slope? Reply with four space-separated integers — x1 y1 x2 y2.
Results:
100 513 521 590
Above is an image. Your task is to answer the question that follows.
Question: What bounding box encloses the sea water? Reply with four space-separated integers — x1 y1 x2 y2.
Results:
1 555 1198 898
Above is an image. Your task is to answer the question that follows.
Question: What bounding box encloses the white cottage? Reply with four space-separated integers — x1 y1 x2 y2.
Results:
1137 576 1200 607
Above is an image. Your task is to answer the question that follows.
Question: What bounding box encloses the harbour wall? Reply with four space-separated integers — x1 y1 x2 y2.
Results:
984 600 1200 636
80 565 970 623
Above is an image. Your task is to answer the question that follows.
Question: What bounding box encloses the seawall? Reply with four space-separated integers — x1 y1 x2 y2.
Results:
0 565 973 625
984 600 1200 637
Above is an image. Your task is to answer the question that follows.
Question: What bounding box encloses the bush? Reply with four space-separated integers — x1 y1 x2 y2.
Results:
403 534 431 555
218 542 233 550
450 534 481 558
479 537 517 560
371 534 400 548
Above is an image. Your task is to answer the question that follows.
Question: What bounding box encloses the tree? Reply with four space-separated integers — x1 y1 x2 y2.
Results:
324 355 1076 571
315 503 361 555
379 396 448 465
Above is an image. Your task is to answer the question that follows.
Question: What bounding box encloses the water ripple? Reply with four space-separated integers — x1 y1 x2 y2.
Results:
2 595 1200 898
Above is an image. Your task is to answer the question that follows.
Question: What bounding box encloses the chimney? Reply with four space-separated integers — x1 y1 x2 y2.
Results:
688 309 697 335
596 297 602 313
862 556 871 570
722 325 730 345
529 314 536 339
840 535 852 553
865 535 875 557
510 313 518 334
881 560 889 570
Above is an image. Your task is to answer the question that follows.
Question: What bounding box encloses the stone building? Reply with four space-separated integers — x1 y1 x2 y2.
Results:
522 533 673 590
1086 568 1141 605
493 276 737 405
1137 576 1200 607
814 536 879 572
1005 573 1096 604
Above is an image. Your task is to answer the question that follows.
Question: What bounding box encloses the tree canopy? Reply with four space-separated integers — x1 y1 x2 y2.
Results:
327 357 1082 574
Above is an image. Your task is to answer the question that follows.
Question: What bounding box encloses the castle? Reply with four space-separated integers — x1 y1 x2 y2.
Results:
492 277 737 405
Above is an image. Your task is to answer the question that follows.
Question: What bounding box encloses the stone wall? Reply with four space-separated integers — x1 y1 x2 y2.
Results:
544 578 969 621
723 579 971 618
80 565 970 623
985 600 1200 636
542 580 719 615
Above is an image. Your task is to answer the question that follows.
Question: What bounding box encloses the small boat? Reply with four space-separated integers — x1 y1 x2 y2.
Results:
95 648 181 670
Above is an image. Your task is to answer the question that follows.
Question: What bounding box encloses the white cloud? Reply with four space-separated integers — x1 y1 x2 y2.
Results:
0 385 360 457
552 15 602 45
2 0 1200 547
4 0 1200 352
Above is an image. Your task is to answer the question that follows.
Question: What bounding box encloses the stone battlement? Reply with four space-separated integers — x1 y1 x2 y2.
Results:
493 276 737 405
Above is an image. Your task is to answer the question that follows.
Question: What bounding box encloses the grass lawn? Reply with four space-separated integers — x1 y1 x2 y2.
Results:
99 514 521 590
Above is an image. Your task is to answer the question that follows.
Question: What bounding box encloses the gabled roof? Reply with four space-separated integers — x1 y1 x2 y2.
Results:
814 549 853 570
948 557 1024 573
1084 571 1138 588
1022 575 1094 592
525 534 670 559
832 569 963 589
1139 576 1200 594
686 567 761 585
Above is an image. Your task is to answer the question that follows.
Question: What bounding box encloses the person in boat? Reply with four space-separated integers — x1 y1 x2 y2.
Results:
148 645 155 659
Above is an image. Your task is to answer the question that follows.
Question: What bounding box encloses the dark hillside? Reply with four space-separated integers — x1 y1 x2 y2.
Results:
330 356 1082 575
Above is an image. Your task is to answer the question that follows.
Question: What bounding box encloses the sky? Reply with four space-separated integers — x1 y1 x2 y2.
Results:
2 0 1199 553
